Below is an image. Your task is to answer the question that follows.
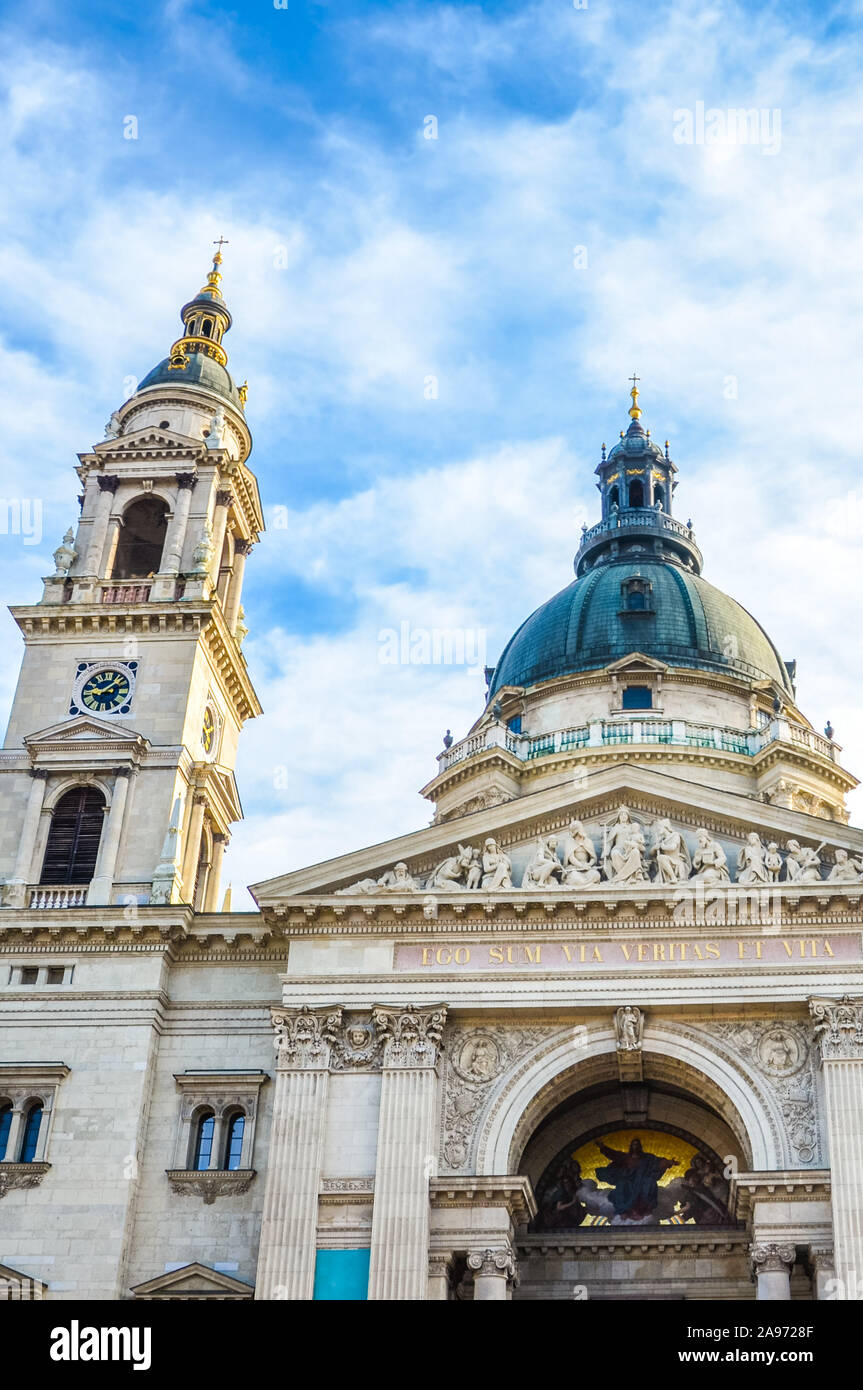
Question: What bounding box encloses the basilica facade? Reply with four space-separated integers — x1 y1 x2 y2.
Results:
2 260 863 1302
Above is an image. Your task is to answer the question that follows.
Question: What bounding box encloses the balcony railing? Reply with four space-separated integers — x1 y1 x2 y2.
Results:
101 583 151 604
29 886 88 909
436 715 837 775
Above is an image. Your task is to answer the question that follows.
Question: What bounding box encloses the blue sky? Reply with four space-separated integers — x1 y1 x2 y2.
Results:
1 0 862 902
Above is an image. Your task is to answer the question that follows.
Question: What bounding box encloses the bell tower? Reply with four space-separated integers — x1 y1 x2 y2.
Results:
0 245 263 911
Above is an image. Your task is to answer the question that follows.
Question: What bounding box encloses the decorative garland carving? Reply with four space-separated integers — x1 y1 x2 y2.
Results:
441 1024 555 1170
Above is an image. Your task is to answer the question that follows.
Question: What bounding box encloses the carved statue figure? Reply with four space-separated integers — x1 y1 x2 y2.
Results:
460 1036 499 1081
104 411 122 440
736 832 771 885
206 408 228 450
615 1005 643 1051
602 807 648 885
427 844 475 891
465 847 483 890
649 818 690 883
481 838 512 891
784 839 824 884
827 849 863 884
764 842 783 882
336 862 421 894
522 835 564 889
561 820 601 887
690 828 730 884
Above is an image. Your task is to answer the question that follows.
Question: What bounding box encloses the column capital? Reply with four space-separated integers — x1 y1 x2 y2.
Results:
29 767 50 781
176 472 198 491
215 489 233 508
97 474 121 494
428 1252 456 1277
233 537 253 557
749 1242 795 1276
271 1004 343 1071
372 1003 447 1069
806 1244 834 1273
809 995 863 1061
467 1246 517 1282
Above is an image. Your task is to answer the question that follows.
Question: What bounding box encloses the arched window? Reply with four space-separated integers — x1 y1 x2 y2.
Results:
622 686 652 710
628 479 645 508
110 497 169 580
626 590 646 610
201 318 213 338
0 1103 12 1160
19 1102 43 1163
223 1112 245 1170
40 786 105 885
608 485 620 510
192 1112 215 1170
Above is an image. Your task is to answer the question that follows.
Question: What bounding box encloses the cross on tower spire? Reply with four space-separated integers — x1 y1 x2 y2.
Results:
628 372 642 421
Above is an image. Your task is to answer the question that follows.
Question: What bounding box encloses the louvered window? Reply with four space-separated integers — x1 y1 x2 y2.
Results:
40 787 105 885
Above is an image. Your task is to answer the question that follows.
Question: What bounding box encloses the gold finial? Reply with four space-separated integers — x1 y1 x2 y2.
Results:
198 237 229 298
628 372 642 421
238 380 248 407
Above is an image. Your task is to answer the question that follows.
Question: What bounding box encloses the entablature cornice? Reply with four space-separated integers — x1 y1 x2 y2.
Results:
731 1170 831 1219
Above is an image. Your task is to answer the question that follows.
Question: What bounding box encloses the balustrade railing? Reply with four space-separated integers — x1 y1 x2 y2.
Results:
437 713 836 774
29 886 88 908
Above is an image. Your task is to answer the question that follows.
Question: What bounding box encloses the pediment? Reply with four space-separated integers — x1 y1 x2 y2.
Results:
130 1262 254 1299
0 1261 47 1296
92 426 203 458
605 652 668 675
25 715 148 748
251 762 863 904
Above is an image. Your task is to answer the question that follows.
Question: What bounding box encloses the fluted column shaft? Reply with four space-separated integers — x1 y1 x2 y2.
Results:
255 1007 342 1301
811 996 863 1299
367 1004 447 1302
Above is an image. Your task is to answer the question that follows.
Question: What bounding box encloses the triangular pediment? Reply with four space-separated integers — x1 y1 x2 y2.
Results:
605 652 668 675
0 1261 47 1296
25 715 148 748
91 426 203 458
251 762 863 904
130 1262 254 1299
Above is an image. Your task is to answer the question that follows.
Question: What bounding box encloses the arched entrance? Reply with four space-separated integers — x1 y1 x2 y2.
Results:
473 1024 795 1301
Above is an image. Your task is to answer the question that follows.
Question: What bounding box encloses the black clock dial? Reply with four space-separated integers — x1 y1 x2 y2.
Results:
80 668 131 713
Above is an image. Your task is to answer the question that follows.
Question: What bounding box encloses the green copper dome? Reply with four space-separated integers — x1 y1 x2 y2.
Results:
489 558 794 697
137 352 244 408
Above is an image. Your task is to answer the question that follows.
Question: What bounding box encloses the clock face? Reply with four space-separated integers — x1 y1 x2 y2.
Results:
202 706 216 755
80 668 131 713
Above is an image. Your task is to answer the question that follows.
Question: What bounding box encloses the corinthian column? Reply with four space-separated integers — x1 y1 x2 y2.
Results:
367 1004 447 1301
750 1242 795 1299
84 475 120 575
810 996 863 1299
255 1005 342 1301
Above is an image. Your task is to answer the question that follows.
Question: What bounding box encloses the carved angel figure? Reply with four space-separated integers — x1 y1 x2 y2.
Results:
602 807 648 885
561 820 601 887
615 1005 642 1051
690 828 730 884
649 818 690 883
736 832 771 885
784 840 824 884
522 835 564 889
827 849 863 884
481 838 512 891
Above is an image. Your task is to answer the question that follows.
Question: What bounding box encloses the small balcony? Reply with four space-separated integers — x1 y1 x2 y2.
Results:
28 886 88 909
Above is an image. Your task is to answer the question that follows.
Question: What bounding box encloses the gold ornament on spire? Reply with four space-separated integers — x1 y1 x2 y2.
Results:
199 237 229 299
628 372 642 421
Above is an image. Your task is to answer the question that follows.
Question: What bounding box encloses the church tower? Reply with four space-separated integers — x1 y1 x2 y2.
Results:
0 244 263 912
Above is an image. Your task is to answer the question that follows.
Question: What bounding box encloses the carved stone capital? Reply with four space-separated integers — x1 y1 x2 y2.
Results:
29 768 49 781
467 1246 517 1283
215 489 233 508
233 537 253 557
372 1003 447 1069
176 473 198 491
809 995 863 1062
271 1005 343 1070
806 1245 835 1274
749 1242 795 1275
166 1169 255 1204
97 474 120 494
0 1162 50 1198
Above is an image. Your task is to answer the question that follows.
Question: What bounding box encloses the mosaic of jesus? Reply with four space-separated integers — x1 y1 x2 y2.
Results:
533 1128 735 1228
